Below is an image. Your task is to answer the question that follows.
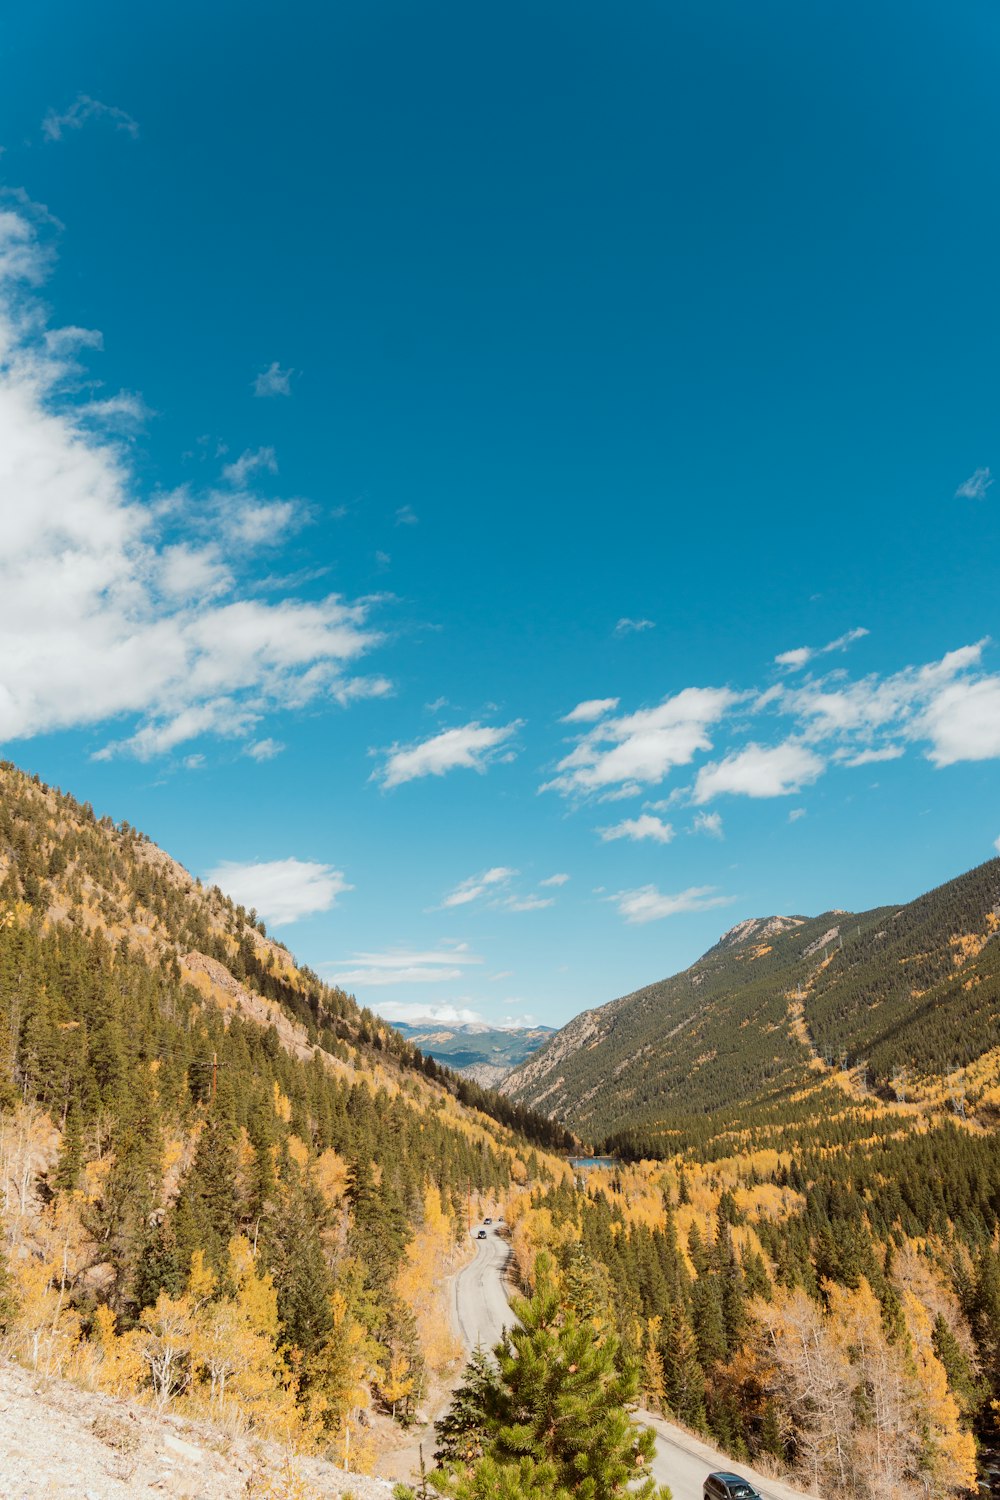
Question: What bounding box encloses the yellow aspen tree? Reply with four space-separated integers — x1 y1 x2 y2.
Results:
135 1290 196 1408
642 1317 666 1412
379 1347 415 1419
901 1290 977 1493
85 1303 146 1397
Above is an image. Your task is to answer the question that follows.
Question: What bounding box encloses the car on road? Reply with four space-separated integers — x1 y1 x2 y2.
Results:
703 1474 762 1500
477 1229 487 1239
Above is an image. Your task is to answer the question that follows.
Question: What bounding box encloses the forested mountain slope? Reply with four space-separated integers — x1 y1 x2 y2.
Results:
502 858 1000 1142
0 759 570 1471
494 860 1000 1497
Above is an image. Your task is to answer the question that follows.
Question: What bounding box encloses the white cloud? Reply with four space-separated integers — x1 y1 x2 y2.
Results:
42 96 139 142
919 677 1000 766
378 721 521 789
694 741 825 803
561 698 620 724
609 884 732 925
206 857 351 927
692 810 724 838
614 617 655 635
441 867 516 908
253 361 293 397
374 1002 488 1026
223 446 277 486
788 807 807 822
225 498 302 547
955 467 993 501
538 873 570 887
81 391 151 430
333 675 393 706
599 813 675 844
994 834 1000 855
158 543 232 601
835 745 905 768
545 687 738 797
44 325 103 356
0 203 386 758
774 647 812 670
786 643 996 771
395 505 418 526
327 944 482 988
503 895 555 912
774 627 868 672
245 738 285 761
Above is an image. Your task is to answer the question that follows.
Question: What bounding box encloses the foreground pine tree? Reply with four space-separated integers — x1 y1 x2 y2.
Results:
398 1259 671 1500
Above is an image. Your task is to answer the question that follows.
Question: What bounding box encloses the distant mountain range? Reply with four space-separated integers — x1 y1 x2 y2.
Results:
501 857 1000 1149
392 1020 556 1086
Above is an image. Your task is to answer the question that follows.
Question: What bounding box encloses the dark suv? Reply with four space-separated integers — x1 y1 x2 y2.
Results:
703 1474 762 1500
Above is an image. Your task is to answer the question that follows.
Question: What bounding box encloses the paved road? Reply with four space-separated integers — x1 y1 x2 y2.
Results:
451 1223 517 1353
453 1224 814 1500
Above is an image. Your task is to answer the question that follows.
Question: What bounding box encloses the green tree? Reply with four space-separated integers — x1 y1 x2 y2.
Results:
433 1261 671 1500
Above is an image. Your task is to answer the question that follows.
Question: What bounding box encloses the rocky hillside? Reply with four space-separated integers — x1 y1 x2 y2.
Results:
501 857 1000 1145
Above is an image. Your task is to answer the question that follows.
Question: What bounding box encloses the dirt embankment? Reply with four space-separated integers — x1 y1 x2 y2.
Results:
0 1358 393 1500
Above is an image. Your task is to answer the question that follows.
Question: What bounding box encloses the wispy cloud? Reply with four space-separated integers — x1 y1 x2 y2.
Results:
44 325 103 356
598 813 674 844
614 617 655 636
223 446 277 486
253 361 293 397
440 867 516 908
994 834 1000 855
80 390 152 431
395 505 418 526
244 738 285 762
788 807 807 822
774 626 868 671
377 720 521 789
205 857 351 926
43 95 139 143
834 745 905 768
538 872 570 887
561 697 620 724
955 467 993 501
692 810 724 838
609 884 732 925
502 894 554 912
327 944 482 988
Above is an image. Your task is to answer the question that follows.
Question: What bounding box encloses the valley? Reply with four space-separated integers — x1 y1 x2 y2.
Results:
1 759 999 1499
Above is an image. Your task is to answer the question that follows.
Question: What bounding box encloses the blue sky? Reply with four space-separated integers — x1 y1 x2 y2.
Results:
1 0 998 1028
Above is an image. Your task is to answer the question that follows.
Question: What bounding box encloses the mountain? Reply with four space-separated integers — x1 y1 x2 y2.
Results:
392 1021 555 1086
502 858 1000 1147
0 758 571 1470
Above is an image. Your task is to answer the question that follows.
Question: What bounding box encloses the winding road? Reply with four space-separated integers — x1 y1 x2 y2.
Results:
453 1223 814 1500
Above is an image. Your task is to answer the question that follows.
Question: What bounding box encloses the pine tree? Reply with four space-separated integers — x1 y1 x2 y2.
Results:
434 1348 501 1465
52 1106 84 1196
448 1261 671 1500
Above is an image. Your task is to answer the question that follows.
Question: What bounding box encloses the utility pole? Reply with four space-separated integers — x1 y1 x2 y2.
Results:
211 1050 217 1099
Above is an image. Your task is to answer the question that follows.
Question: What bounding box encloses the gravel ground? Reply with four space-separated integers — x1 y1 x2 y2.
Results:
0 1359 395 1500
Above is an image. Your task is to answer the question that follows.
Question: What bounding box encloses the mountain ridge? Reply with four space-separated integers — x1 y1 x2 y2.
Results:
501 857 1000 1146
